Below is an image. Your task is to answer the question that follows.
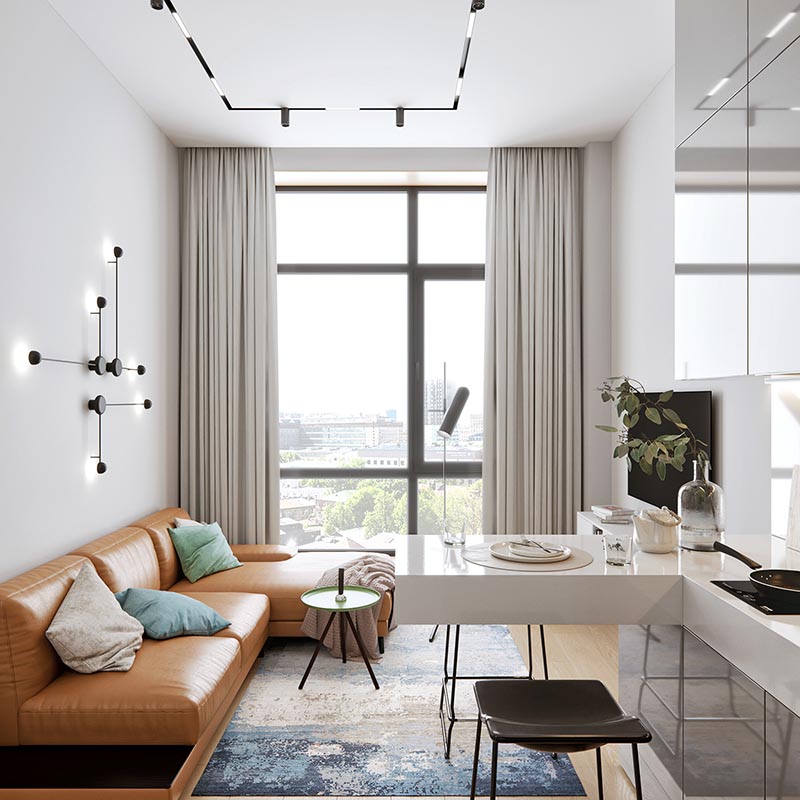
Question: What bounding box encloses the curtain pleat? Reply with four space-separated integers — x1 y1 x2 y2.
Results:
483 147 582 535
180 147 279 544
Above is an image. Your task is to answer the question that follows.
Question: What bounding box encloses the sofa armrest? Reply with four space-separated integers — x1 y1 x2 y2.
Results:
231 544 297 562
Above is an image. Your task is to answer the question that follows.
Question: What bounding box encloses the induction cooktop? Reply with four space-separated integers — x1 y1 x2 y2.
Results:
712 580 800 615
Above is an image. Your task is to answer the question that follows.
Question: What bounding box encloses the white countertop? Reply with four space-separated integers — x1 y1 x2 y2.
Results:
394 534 800 714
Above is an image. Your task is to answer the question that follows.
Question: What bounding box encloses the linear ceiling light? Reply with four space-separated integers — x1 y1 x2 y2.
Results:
707 77 729 97
172 10 190 38
767 12 795 38
157 0 484 123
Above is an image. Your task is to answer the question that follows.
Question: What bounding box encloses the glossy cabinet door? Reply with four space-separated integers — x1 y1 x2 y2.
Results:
618 625 683 800
747 39 800 375
676 0 747 145
675 87 749 379
749 1 800 78
683 629 765 800
766 693 800 799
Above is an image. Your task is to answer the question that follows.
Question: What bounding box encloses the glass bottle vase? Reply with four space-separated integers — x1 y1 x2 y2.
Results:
678 460 725 551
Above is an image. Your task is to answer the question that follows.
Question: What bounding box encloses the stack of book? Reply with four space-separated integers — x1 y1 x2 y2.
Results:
591 504 635 524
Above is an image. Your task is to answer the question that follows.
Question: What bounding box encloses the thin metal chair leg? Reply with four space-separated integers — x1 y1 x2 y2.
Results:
443 624 461 759
439 624 451 715
470 716 482 800
540 625 549 680
490 741 499 800
429 624 440 642
632 743 643 800
596 747 604 800
526 624 533 679
298 612 336 690
343 611 380 690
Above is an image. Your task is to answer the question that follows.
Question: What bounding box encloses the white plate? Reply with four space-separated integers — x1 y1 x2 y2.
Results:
489 541 571 563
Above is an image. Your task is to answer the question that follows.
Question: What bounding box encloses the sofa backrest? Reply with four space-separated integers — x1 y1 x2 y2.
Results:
0 555 89 745
131 507 191 589
71 527 160 593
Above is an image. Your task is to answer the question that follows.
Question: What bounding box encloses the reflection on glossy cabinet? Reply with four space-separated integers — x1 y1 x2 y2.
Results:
675 89 749 379
676 0 747 145
619 625 683 800
766 693 800 799
683 629 765 800
747 38 800 375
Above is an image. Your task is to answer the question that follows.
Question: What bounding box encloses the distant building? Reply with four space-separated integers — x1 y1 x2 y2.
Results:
280 413 404 450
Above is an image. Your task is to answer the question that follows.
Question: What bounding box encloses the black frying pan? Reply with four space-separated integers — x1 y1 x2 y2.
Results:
713 541 800 606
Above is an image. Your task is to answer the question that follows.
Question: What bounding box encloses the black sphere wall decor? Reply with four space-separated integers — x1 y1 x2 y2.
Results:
29 243 153 476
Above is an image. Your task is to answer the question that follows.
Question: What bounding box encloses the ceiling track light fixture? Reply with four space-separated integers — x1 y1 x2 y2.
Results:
157 0 485 124
88 394 153 474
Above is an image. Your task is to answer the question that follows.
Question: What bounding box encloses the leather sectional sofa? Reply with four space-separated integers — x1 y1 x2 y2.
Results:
0 506 393 799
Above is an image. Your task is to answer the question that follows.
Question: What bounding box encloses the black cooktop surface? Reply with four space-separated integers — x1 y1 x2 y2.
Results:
712 580 800 615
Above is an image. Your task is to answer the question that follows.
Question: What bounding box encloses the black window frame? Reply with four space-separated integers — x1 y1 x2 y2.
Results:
277 184 485 534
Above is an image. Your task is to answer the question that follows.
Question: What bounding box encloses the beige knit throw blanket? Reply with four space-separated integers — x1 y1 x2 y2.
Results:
300 553 395 661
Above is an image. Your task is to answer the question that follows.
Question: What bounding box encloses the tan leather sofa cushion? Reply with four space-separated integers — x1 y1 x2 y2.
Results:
171 552 392 623
19 635 241 746
0 555 88 745
178 592 269 665
132 507 192 589
231 543 297 562
72 527 160 593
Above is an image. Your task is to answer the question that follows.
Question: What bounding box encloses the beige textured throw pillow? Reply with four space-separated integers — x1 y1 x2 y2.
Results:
46 563 144 673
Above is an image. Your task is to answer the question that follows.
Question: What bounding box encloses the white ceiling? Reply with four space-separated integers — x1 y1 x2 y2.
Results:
48 0 675 148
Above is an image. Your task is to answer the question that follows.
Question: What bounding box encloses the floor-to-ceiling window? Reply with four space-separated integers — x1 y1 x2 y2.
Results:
277 185 485 547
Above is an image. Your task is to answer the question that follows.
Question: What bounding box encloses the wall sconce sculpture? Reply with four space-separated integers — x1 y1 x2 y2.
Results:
28 296 109 375
27 243 153 475
106 246 147 377
88 394 153 474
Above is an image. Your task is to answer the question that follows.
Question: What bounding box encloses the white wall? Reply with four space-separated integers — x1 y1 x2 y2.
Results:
0 0 180 580
610 70 772 534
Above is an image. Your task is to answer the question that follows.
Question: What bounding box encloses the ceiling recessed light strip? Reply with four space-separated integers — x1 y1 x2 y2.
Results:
162 0 232 109
157 0 485 124
706 76 730 97
766 11 796 39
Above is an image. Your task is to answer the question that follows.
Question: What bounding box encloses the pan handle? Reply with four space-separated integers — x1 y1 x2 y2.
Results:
713 541 763 571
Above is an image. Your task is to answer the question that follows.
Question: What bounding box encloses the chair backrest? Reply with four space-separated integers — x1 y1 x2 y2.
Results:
131 507 192 589
71 527 160 593
0 555 89 744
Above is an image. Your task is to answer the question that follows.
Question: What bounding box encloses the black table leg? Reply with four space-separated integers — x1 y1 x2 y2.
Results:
341 613 347 664
344 611 380 690
298 612 336 690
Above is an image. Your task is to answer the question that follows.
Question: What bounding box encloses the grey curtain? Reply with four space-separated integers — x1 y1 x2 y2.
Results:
483 147 582 535
180 148 280 544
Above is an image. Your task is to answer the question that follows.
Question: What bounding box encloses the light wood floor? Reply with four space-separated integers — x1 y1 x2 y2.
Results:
185 626 637 800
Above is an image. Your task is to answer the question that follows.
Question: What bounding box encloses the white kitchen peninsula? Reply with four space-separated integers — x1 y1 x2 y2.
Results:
394 535 800 800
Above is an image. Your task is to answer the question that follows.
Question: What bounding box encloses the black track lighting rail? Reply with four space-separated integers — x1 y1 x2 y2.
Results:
158 0 484 124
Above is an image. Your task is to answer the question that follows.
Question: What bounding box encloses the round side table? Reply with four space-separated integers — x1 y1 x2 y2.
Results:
298 585 381 690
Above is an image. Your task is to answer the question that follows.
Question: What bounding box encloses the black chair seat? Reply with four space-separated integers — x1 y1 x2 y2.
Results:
470 678 651 800
475 679 651 744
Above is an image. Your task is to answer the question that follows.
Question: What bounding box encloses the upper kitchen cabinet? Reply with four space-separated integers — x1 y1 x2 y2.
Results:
749 1 800 78
675 87 749 380
676 0 747 145
748 39 800 375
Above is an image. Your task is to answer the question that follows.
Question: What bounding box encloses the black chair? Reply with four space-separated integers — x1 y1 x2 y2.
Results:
470 679 652 800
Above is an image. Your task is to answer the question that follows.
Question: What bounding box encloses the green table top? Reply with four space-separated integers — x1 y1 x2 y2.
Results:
300 585 381 611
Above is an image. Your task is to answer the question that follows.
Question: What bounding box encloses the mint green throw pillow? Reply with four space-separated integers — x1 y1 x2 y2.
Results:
168 522 242 583
115 587 231 639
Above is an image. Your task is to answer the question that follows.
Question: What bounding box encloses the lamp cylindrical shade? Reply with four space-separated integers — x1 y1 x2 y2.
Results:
438 386 469 439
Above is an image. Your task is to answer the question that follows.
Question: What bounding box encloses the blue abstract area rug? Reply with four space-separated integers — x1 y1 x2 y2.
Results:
194 625 585 796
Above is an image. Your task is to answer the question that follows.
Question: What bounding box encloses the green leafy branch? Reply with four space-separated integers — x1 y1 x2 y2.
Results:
595 376 709 481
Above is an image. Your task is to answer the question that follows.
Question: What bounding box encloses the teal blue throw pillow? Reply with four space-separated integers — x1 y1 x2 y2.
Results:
114 588 230 639
168 522 242 583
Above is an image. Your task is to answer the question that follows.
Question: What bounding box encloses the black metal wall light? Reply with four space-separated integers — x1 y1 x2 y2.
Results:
27 243 152 476
88 395 153 474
